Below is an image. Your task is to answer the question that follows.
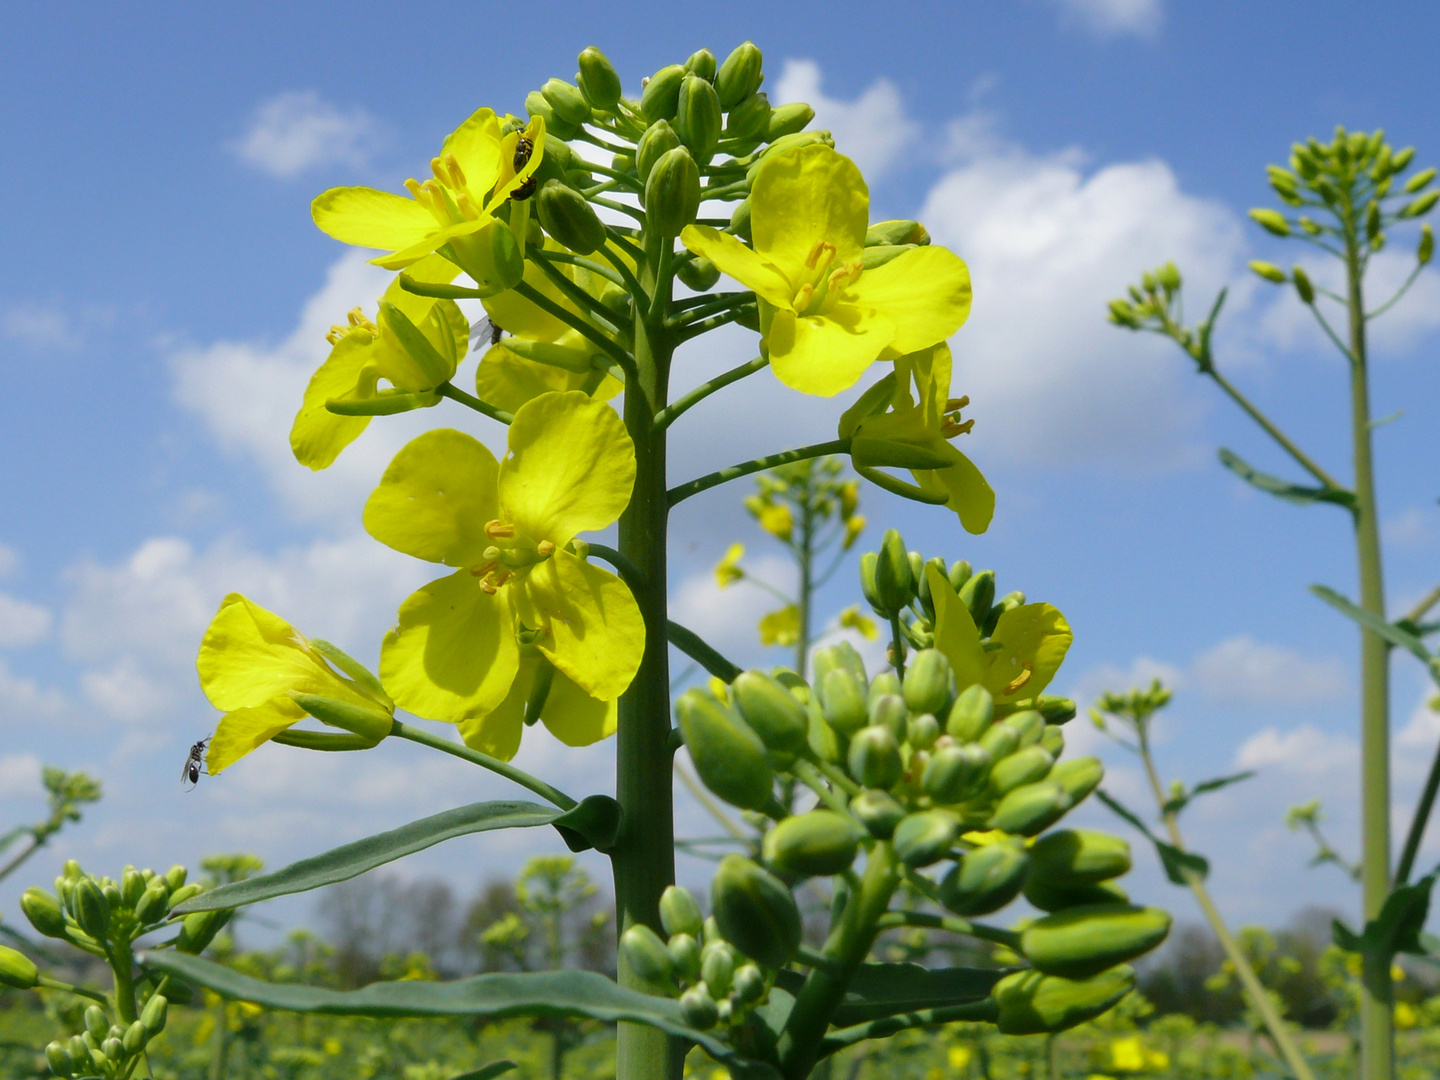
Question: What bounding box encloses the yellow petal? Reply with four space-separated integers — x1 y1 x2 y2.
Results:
848 246 973 354
441 108 504 200
987 603 1072 704
382 253 461 325
290 331 373 470
312 187 438 251
197 594 350 711
914 447 995 536
207 698 307 774
364 429 500 567
679 225 795 309
458 664 526 762
380 571 519 722
759 605 801 647
926 566 987 691
540 665 618 747
482 239 579 341
373 215 494 271
769 304 895 397
751 144 868 274
475 341 620 415
512 551 643 700
500 393 634 544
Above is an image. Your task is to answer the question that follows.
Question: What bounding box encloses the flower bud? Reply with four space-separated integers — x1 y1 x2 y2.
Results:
168 883 203 907
0 944 38 989
1287 266 1314 309
821 668 870 736
903 649 954 716
1023 876 1128 913
676 688 775 811
667 933 701 982
1404 166 1436 194
680 984 720 1028
134 882 171 926
676 75 722 164
731 670 809 755
676 256 721 291
990 781 1073 837
978 721 1019 763
642 64 687 122
711 855 800 969
620 924 674 985
176 909 232 955
66 1035 88 1069
923 743 991 804
102 1037 123 1063
164 865 187 891
72 878 109 939
850 789 906 840
762 810 862 877
1393 146 1416 171
1036 696 1076 725
700 941 735 994
576 47 623 109
140 993 168 1036
541 78 590 126
680 47 717 80
645 147 701 237
892 809 961 868
536 180 607 255
1006 709 1046 747
1020 904 1171 980
766 103 814 141
119 868 144 908
716 42 764 108
727 196 753 241
990 746 1054 796
84 1007 108 1040
872 529 914 614
1248 260 1287 284
907 712 940 750
947 685 994 742
1420 224 1434 266
1030 830 1131 888
1050 757 1104 803
993 966 1135 1035
46 1041 74 1078
122 1020 148 1055
1401 190 1440 219
659 885 704 939
958 569 994 628
524 91 578 141
939 838 1031 916
1040 724 1065 758
848 725 903 789
733 962 765 1002
21 888 68 939
1249 208 1290 236
725 92 772 142
637 122 682 185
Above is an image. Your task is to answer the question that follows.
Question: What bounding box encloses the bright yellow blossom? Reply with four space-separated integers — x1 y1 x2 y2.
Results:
759 606 801 647
758 501 794 542
681 144 971 397
363 392 643 756
197 595 393 773
1109 1036 1147 1073
715 543 746 589
312 109 543 273
839 605 878 641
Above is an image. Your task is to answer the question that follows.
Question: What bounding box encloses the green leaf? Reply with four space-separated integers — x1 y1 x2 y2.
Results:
552 795 623 854
775 963 1004 1026
1310 585 1433 665
448 1062 517 1080
173 801 561 913
1217 448 1356 511
1332 877 1434 996
1096 789 1207 884
139 953 776 1078
1160 771 1256 817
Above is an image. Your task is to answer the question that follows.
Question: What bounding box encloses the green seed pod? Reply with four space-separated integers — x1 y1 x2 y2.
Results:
892 809 961 868
72 878 109 939
1036 696 1076 725
680 985 719 1029
1040 724 1065 758
140 993 168 1036
762 810 862 877
1029 830 1132 887
733 962 765 1003
667 932 701 982
577 46 623 109
21 888 68 939
867 670 901 705
948 559 973 591
642 64 687 122
958 570 995 628
716 42 764 108
541 78 590 126
122 1020 147 1055
939 839 1031 916
989 781 1073 837
1023 877 1130 914
120 868 145 908
536 180 607 255
101 1037 123 1063
767 103 815 141
676 74 722 164
637 120 682 183
676 255 721 291
710 855 801 968
676 687 775 811
990 746 1053 796
907 712 941 750
621 924 674 985
46 1041 74 1078
84 1007 108 1040
1006 709 1045 747
685 48 718 81
731 670 809 755
645 147 701 237
0 944 38 989
701 941 735 995
725 92 771 141
978 721 1019 762
727 196 753 241
134 882 171 927
660 885 705 939
821 668 870 736
903 649 954 716
866 219 930 247
1050 757 1104 803
168 883 203 907
869 693 908 740
923 743 992 804
993 966 1136 1035
1020 904 1172 980
176 909 232 955
850 789 906 840
874 529 914 613
848 725 903 790
947 684 994 742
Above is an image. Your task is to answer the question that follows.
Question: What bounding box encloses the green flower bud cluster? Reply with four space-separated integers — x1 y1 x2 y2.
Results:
45 996 168 1079
620 882 779 1032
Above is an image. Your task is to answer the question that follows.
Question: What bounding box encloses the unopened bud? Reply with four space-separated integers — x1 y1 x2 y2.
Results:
620 924 673 984
762 810 863 877
923 743 991 804
958 569 994 628
680 985 719 1028
940 838 1031 917
1419 224 1434 266
733 962 765 1002
177 909 232 955
907 712 941 750
140 993 168 1035
766 103 814 141
1291 265 1315 304
84 1007 108 1040
21 888 68 939
848 725 903 789
903 649 954 716
710 855 800 968
716 42 764 109
641 64 687 122
0 944 38 989
822 668 870 736
1249 208 1291 236
134 882 170 926
1051 757 1105 803
731 670 809 754
1404 166 1436 194
525 91 578 142
72 879 109 939
1156 262 1181 291
644 147 701 237
676 75 722 164
659 885 704 939
993 966 1136 1036
101 1038 123 1063
577 47 623 109
676 255 721 291
700 941 735 995
989 781 1073 837
46 1041 74 1078
874 529 914 613
725 92 771 141
850 789 906 840
676 688 775 811
536 180 607 255
122 1020 148 1055
893 809 961 868
1020 904 1171 981
1036 696 1077 725
541 78 590 126
1401 190 1440 219
1248 260 1287 284
168 883 203 907
990 745 1054 796
667 932 701 982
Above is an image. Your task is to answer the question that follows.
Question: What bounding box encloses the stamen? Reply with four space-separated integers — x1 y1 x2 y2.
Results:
430 156 446 184
827 260 863 293
469 560 498 578
485 520 516 538
455 191 480 220
483 546 502 562
942 418 975 437
792 283 815 311
442 152 466 189
537 540 556 557
805 240 835 269
1002 666 1033 695
945 396 971 411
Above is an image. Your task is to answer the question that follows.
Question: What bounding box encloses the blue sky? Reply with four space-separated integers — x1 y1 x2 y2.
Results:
3 0 1440 940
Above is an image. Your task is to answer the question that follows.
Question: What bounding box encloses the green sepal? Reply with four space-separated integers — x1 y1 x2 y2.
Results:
288 693 394 742
503 337 599 373
271 730 383 752
309 640 389 703
325 390 440 416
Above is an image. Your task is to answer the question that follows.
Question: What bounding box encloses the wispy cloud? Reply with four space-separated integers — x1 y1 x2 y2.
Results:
1052 0 1163 39
229 91 384 179
4 301 82 350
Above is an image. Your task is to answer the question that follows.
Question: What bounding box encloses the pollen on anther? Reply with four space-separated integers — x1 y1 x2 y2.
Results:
485 520 516 539
537 540 556 556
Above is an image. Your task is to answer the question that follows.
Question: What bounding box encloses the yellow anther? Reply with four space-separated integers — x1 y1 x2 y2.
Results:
1002 666 1033 695
470 560 498 578
942 418 975 437
945 396 971 411
827 260 863 293
404 177 425 199
537 540 556 557
326 327 345 345
441 152 466 189
430 156 446 183
479 578 499 595
485 520 516 539
455 191 480 220
805 240 835 269
793 283 815 310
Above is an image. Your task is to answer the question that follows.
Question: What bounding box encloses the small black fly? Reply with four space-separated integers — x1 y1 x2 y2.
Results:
182 738 209 789
473 316 504 349
512 132 536 201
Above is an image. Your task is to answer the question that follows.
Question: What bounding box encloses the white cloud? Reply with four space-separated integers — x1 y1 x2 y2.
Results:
0 545 18 578
0 593 52 647
1052 0 1163 38
1385 506 1434 549
773 59 920 182
0 752 42 796
1069 655 1183 705
0 657 68 721
81 657 177 723
230 92 384 179
1236 724 1355 775
4 301 82 350
1190 635 1346 704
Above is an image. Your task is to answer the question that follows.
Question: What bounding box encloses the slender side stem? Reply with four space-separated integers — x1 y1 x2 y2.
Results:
675 309 752 342
438 382 514 425
528 248 625 286
1366 261 1425 321
666 620 742 682
818 1000 1000 1053
512 281 636 377
791 760 857 819
1403 582 1440 625
597 240 648 299
873 909 1021 950
35 975 108 1004
668 440 851 507
796 493 816 679
0 835 39 883
1395 736 1440 887
391 721 576 810
1203 367 1345 491
888 614 907 682
654 357 768 431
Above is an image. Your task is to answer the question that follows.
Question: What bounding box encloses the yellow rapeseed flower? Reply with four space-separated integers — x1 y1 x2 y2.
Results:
715 543 746 588
759 605 801 647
